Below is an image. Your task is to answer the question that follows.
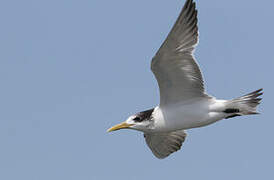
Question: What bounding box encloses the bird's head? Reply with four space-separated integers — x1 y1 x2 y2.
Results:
107 109 154 133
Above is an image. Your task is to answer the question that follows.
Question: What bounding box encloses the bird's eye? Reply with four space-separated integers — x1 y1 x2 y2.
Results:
133 116 142 122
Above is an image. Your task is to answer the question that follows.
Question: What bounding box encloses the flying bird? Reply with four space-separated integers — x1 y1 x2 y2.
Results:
107 0 263 159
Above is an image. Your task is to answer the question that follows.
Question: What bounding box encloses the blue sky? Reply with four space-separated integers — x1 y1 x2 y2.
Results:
0 0 273 179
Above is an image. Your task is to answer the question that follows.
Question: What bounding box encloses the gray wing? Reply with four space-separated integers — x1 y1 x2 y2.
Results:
144 130 187 159
151 0 208 106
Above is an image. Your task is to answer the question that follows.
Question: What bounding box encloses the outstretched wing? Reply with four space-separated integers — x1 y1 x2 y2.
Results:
151 0 208 106
144 130 187 159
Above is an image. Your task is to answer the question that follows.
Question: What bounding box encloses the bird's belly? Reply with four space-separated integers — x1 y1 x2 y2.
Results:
165 107 207 130
155 100 225 132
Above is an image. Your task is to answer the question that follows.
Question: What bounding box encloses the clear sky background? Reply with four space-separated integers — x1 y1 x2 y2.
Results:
0 0 273 179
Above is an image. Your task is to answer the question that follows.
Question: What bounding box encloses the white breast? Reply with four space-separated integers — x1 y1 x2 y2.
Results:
152 97 226 132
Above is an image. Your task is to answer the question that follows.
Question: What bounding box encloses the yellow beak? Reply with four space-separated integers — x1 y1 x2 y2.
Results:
107 122 133 132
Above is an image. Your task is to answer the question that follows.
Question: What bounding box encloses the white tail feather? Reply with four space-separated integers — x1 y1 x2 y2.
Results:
227 89 263 116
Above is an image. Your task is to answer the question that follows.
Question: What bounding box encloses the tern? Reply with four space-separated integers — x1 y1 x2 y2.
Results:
107 0 263 159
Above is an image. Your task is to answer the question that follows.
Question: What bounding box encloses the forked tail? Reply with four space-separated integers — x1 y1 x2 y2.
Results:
224 89 263 119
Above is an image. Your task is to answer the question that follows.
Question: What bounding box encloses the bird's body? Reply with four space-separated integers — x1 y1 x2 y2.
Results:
152 97 221 133
107 0 263 159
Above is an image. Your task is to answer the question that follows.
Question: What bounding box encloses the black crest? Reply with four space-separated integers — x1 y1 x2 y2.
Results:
133 108 154 122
